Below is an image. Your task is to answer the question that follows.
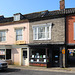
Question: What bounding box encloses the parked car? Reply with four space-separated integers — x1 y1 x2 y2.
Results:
0 60 8 70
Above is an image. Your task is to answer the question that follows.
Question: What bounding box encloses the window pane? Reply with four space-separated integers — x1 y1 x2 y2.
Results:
39 27 45 33
35 34 37 39
19 36 22 40
35 28 37 33
2 32 5 37
0 31 6 42
34 28 37 40
16 29 22 35
38 33 41 39
47 27 49 32
16 36 18 41
16 29 22 41
38 27 45 39
2 37 6 41
47 32 49 38
16 36 22 41
38 32 45 39
23 51 27 58
0 32 1 37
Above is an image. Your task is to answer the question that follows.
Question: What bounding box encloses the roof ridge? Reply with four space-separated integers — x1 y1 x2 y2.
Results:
23 10 48 16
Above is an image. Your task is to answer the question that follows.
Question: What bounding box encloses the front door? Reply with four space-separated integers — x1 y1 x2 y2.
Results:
22 49 28 66
52 48 60 67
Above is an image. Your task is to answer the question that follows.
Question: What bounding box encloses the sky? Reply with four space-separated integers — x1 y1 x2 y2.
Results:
0 0 75 17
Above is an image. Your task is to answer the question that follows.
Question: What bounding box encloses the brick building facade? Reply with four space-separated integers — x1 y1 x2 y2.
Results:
66 15 75 66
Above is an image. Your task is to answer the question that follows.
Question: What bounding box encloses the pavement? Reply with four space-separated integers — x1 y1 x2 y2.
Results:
8 65 75 73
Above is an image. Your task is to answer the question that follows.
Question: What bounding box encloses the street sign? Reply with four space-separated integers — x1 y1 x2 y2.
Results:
62 49 65 54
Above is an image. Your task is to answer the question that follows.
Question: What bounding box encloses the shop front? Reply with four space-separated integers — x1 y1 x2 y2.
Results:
0 45 30 66
29 48 49 67
12 45 29 66
29 44 65 67
0 45 12 64
67 45 75 67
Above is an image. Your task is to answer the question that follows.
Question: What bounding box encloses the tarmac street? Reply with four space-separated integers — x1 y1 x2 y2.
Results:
0 65 75 75
0 68 75 75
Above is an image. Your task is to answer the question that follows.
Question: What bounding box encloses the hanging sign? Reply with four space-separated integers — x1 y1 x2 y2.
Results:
62 49 65 54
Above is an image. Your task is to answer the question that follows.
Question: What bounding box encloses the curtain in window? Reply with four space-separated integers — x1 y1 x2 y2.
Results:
38 27 45 39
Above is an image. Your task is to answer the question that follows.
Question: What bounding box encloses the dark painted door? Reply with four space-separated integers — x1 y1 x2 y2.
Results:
52 48 60 67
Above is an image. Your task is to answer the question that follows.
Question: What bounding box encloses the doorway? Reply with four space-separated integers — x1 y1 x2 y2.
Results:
22 48 28 66
52 47 60 67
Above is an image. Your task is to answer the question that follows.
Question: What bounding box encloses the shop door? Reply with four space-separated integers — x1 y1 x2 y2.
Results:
22 49 27 66
52 49 60 67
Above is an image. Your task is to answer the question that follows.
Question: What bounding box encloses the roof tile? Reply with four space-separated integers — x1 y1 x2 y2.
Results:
0 8 75 23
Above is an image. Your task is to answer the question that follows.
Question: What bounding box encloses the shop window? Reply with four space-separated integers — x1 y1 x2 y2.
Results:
68 49 75 56
32 23 52 40
6 49 11 59
30 49 49 63
0 49 5 60
0 49 11 60
0 55 5 60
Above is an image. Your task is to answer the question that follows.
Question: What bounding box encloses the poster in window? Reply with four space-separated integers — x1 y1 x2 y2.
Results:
0 49 5 55
68 49 73 56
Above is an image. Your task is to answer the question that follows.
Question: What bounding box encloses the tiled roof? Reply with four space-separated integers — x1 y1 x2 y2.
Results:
0 8 75 23
23 10 49 19
0 17 13 23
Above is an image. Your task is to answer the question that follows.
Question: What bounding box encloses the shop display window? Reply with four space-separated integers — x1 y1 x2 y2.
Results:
68 49 75 56
0 49 5 60
30 49 49 63
0 49 11 60
0 55 5 60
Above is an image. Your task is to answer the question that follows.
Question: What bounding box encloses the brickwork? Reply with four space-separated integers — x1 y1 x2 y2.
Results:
66 15 75 44
30 63 47 67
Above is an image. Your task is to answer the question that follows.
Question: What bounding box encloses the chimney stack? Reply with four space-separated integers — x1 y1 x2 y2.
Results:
60 0 65 10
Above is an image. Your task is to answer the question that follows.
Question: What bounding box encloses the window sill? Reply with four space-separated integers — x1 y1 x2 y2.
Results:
30 61 47 64
0 41 7 43
16 40 23 41
33 39 51 41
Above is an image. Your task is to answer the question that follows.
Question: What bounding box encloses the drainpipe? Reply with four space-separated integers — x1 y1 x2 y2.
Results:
64 9 67 67
62 8 67 68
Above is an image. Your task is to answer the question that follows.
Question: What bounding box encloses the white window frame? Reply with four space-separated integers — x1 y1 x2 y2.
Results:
0 30 6 42
14 14 20 21
32 23 52 40
15 28 23 41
